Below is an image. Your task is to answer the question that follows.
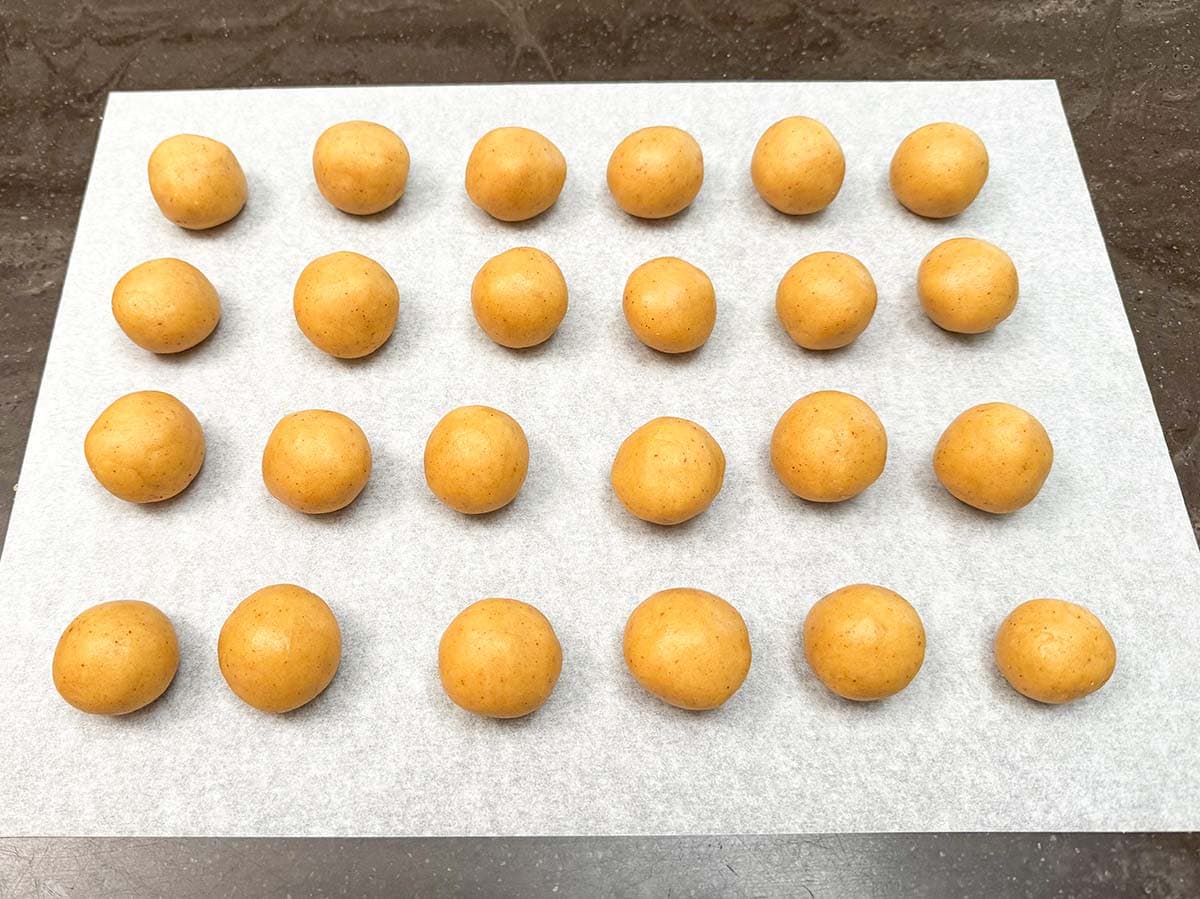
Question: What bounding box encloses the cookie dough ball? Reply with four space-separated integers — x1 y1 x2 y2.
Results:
147 133 246 230
471 247 568 348
995 598 1117 704
623 588 751 710
611 417 725 525
218 584 342 713
424 405 529 514
84 390 205 503
293 251 399 359
776 252 877 350
52 600 179 716
262 410 372 514
770 391 887 503
607 126 703 219
111 258 220 354
889 122 988 218
803 584 925 701
465 127 566 222
622 256 716 354
438 598 562 718
933 402 1053 514
751 116 845 215
918 238 1019 334
312 120 410 215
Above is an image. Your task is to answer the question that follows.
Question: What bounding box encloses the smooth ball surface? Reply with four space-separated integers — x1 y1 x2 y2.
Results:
611 417 725 525
294 251 399 359
803 584 926 701
52 600 179 715
770 391 887 502
889 122 989 218
313 120 410 215
622 256 716 354
776 252 877 350
918 237 1019 334
85 390 205 503
471 247 568 348
933 402 1053 514
112 258 220 353
623 588 751 710
438 598 562 718
147 133 246 230
424 405 529 514
995 598 1117 704
262 410 372 514
465 127 566 222
218 584 342 713
751 116 845 215
607 126 703 219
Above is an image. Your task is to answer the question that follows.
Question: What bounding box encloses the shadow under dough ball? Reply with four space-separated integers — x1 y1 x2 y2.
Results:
147 133 246 230
606 125 704 219
312 119 410 215
293 251 399 359
262 409 373 514
994 598 1116 704
464 126 566 222
770 390 887 503
423 405 529 514
610 416 725 525
889 122 988 219
751 115 845 215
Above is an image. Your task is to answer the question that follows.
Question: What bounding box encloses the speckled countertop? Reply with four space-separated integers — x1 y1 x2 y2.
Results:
0 1 1197 895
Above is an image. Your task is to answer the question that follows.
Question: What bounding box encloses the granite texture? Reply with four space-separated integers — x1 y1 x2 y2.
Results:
0 0 1197 895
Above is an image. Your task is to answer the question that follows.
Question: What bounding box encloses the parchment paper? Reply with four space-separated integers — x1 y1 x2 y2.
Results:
1 81 1197 836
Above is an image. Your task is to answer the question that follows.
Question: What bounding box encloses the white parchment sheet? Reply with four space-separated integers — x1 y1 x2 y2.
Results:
1 81 1196 835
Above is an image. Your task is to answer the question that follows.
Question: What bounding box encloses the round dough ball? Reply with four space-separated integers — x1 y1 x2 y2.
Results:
293 251 399 359
262 410 372 514
611 417 725 525
607 126 703 219
84 390 205 503
889 122 989 218
622 256 716 354
111 257 221 354
623 588 751 710
770 391 887 503
803 584 925 701
312 120 410 215
147 133 246 230
918 237 1019 334
995 598 1117 704
424 405 529 514
933 402 1053 514
52 600 179 715
776 252 877 350
471 247 568 348
438 597 562 718
218 584 342 714
465 127 566 222
751 116 845 215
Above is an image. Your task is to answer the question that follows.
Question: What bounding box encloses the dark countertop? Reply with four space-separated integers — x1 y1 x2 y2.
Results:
1 1 1197 895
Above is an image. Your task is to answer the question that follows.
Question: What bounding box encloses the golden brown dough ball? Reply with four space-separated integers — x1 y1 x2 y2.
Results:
262 409 372 514
611 417 725 525
218 584 342 713
933 402 1053 514
770 391 887 503
803 584 925 701
995 598 1117 704
312 120 411 215
622 256 716 354
52 600 179 715
751 116 845 215
424 405 529 514
147 133 246 230
607 126 703 219
623 587 751 710
776 252 877 350
438 597 562 718
889 122 989 218
111 258 220 354
84 390 205 503
918 237 1019 334
293 251 399 359
465 127 566 222
471 247 568 348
